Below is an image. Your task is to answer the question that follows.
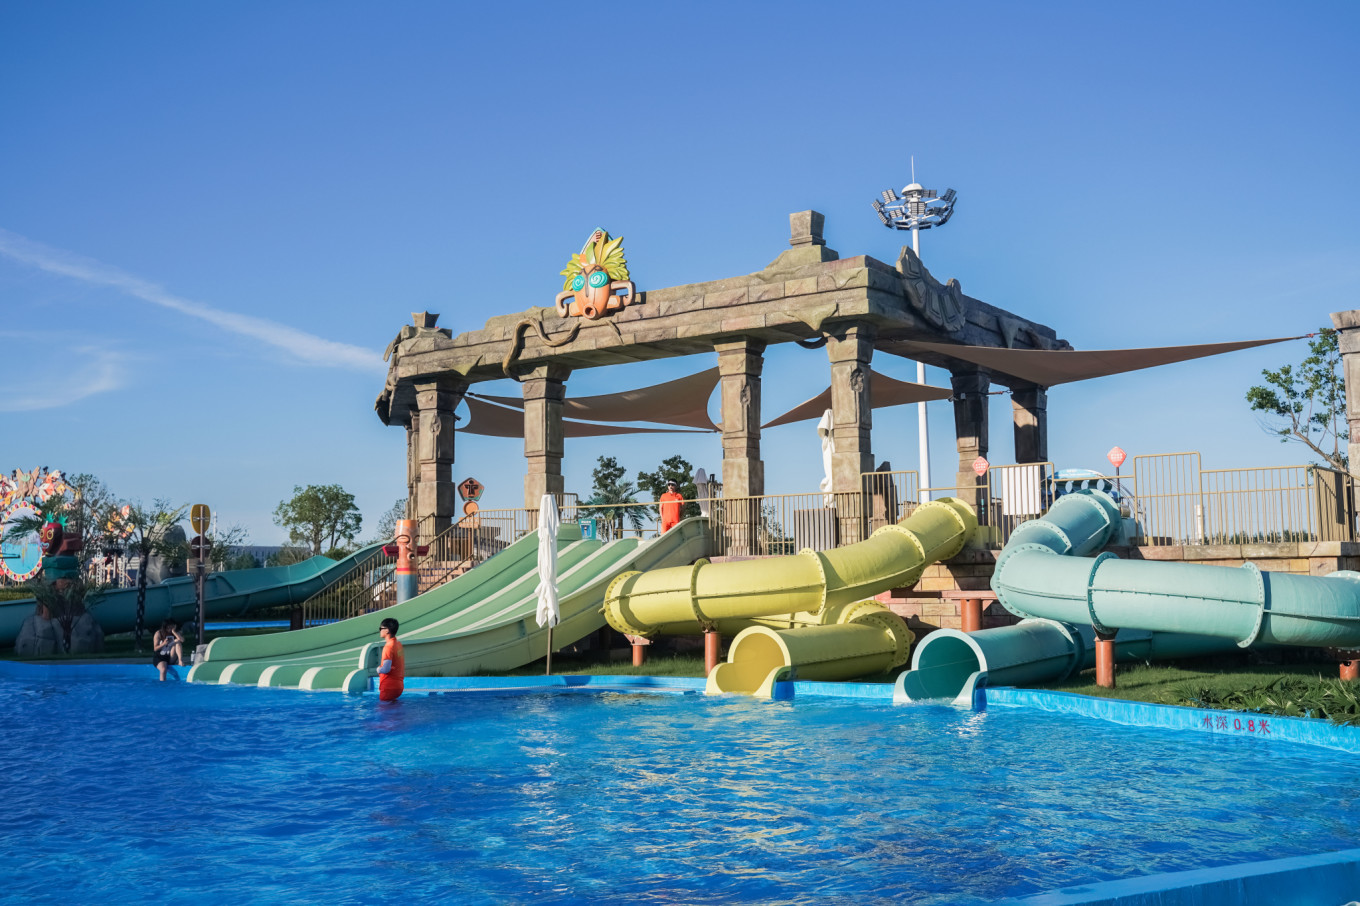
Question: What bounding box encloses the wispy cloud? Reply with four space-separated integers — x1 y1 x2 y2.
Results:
0 346 129 412
0 229 385 374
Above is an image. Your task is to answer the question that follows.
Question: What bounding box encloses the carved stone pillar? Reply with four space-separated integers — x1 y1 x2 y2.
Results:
1012 385 1048 464
1331 311 1360 473
523 364 572 513
715 339 766 498
415 377 468 540
827 323 875 492
951 368 991 524
715 339 765 554
827 323 875 543
405 418 419 519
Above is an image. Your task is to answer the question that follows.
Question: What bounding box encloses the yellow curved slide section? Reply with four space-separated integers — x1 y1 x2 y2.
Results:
603 498 977 696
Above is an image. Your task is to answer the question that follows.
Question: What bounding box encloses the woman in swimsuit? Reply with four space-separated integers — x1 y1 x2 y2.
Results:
153 619 184 681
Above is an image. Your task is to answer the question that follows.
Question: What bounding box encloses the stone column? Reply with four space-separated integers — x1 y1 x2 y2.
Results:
715 339 766 498
523 363 572 513
827 322 875 543
415 377 468 540
405 418 419 518
1331 311 1360 473
827 323 875 492
951 368 991 523
715 338 765 554
1011 385 1048 463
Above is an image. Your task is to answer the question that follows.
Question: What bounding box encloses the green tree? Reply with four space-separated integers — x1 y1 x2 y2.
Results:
273 484 362 554
266 546 314 567
369 497 408 543
163 522 251 571
1246 328 1349 473
591 457 627 495
63 472 123 563
586 456 649 539
125 500 188 651
637 455 701 519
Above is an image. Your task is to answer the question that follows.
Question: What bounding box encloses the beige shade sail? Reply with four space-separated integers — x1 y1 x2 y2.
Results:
762 369 953 429
461 395 711 438
883 336 1305 387
471 367 721 430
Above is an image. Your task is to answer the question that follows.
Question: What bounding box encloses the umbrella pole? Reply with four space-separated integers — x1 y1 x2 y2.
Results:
545 626 554 675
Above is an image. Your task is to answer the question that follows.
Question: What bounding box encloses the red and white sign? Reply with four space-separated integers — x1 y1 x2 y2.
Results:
972 456 990 476
1107 446 1127 469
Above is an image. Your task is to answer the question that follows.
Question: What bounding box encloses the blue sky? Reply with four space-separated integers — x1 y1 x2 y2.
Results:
2 2 1357 545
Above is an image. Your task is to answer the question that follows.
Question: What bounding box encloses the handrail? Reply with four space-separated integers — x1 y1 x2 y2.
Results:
295 455 1357 628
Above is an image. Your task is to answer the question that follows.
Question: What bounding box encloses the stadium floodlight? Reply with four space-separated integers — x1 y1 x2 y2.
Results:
872 181 957 239
869 162 958 505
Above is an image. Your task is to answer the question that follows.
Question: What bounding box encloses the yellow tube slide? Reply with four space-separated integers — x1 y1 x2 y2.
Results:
707 600 912 697
603 498 977 696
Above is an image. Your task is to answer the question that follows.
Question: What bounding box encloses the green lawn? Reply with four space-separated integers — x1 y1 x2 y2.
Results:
500 652 708 678
1034 660 1360 725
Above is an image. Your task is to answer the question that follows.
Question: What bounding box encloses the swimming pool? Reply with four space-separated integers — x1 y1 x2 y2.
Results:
5 675 1360 905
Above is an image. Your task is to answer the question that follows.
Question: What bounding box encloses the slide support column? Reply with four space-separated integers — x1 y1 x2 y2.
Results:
1095 629 1117 688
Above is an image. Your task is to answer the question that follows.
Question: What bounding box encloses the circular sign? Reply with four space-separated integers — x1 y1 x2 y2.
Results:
462 500 480 516
0 502 43 582
1107 446 1127 468
972 456 990 476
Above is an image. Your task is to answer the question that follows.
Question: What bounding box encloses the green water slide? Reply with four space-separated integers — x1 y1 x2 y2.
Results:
187 516 712 693
896 489 1360 703
0 543 387 648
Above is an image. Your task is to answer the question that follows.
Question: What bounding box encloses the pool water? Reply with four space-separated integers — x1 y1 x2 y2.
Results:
5 676 1360 905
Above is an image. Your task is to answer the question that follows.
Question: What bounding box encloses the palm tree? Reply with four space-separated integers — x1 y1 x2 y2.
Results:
125 501 187 651
586 479 650 540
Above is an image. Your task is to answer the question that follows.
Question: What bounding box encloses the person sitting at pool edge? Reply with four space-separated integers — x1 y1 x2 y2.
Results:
659 479 683 533
377 617 405 702
153 619 185 682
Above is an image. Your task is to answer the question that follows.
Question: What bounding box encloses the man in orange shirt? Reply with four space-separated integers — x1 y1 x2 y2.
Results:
659 479 684 533
377 617 405 701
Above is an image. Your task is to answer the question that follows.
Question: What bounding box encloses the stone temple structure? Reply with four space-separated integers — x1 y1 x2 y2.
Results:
375 211 1069 532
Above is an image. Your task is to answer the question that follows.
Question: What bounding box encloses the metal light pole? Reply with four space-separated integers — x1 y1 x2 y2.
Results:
871 165 957 501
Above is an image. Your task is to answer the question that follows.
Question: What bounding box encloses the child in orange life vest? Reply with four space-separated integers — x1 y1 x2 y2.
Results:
377 617 405 701
659 479 684 533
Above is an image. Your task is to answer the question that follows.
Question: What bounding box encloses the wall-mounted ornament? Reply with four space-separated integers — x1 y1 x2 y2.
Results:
556 228 636 320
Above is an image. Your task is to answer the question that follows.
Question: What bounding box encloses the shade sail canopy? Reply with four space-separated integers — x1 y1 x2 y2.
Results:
461 395 710 438
762 369 953 429
883 336 1304 387
472 367 721 431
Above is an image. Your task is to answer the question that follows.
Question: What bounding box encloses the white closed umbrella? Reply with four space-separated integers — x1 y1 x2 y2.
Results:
534 494 560 674
817 408 835 507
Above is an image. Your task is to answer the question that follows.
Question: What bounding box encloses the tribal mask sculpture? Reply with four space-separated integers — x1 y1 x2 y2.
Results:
556 228 636 320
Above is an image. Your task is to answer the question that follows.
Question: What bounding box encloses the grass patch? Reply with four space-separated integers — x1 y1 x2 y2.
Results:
497 653 708 679
1037 661 1360 725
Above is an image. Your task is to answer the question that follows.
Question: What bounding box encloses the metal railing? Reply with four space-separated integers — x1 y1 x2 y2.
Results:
298 507 533 626
296 456 1360 627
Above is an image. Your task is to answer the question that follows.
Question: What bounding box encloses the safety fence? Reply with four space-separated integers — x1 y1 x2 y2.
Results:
296 455 1359 623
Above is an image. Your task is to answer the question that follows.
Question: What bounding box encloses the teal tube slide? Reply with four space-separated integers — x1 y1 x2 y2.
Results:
188 517 711 692
0 543 387 647
897 489 1360 703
